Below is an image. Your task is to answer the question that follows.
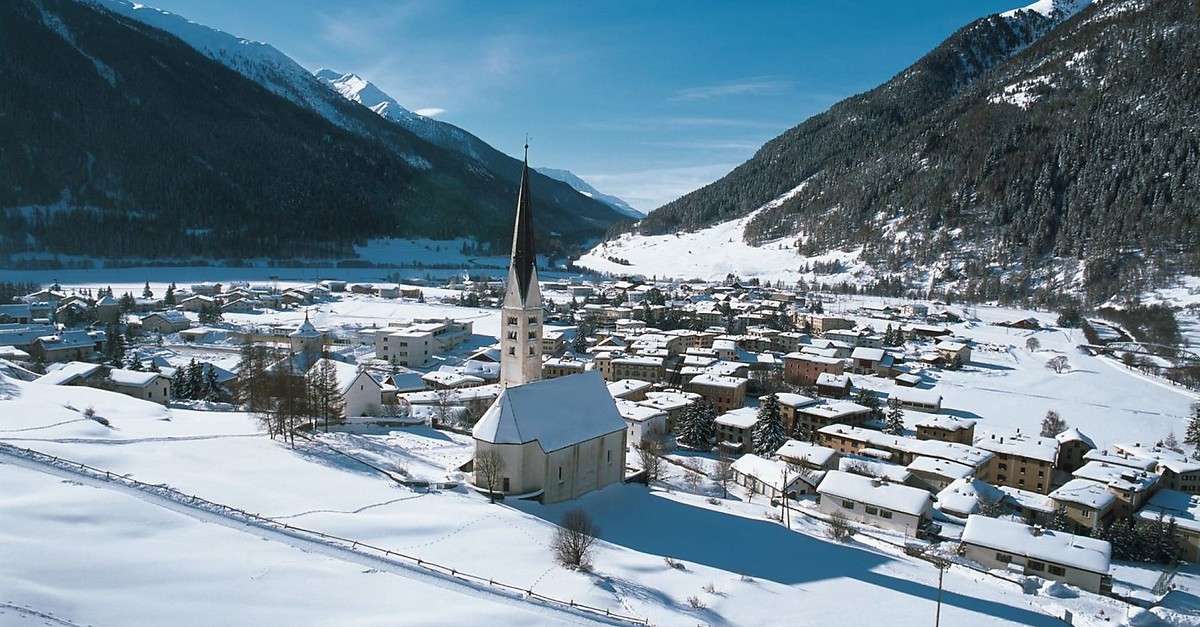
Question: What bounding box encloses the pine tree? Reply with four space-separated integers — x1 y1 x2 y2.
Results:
1185 403 1200 451
118 292 135 313
852 388 883 421
142 282 153 299
1048 506 1073 532
752 394 787 456
163 283 177 306
204 365 223 402
307 359 344 431
186 359 204 400
677 400 716 450
884 398 905 435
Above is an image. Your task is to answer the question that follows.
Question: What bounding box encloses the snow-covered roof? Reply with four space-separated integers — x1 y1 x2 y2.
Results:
688 373 746 390
815 372 850 387
890 387 943 407
37 361 104 386
773 392 817 409
1049 479 1116 510
614 399 666 424
422 371 485 388
715 407 759 430
607 379 654 398
914 414 971 431
312 358 379 395
799 401 869 420
961 515 1111 575
784 353 842 366
109 369 165 387
1055 427 1096 448
850 347 885 362
143 310 189 324
907 456 973 481
974 431 1058 464
1082 448 1159 471
817 470 932 516
731 454 802 491
1111 443 1200 475
472 371 625 452
999 486 1057 514
1136 489 1200 533
639 390 700 411
775 440 837 467
936 478 1005 517
1072 461 1159 493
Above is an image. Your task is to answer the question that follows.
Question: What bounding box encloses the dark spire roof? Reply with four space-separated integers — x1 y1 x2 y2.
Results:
510 143 537 301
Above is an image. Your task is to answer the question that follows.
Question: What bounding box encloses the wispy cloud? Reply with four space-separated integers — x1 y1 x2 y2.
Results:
669 77 792 102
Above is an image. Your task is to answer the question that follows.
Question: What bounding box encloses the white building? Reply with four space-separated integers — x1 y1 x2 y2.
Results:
816 470 934 535
960 515 1112 594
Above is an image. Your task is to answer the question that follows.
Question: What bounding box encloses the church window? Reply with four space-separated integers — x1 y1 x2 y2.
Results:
528 346 535 356
558 466 563 482
527 331 536 340
528 316 537 325
507 316 517 326
507 331 517 340
508 347 515 356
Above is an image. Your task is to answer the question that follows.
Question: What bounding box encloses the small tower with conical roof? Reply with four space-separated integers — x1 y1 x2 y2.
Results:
499 145 543 388
289 310 322 368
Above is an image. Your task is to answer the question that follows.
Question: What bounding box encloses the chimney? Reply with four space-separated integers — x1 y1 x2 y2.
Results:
871 478 882 487
1031 525 1044 537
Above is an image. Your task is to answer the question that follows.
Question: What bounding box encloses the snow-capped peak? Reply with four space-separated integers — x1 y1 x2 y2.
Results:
1001 0 1092 20
313 69 419 122
536 168 645 219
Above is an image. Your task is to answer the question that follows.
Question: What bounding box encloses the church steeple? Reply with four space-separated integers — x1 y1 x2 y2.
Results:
499 143 543 388
510 143 537 301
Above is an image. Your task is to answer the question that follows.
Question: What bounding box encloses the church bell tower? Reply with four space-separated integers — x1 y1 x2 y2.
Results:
499 144 543 387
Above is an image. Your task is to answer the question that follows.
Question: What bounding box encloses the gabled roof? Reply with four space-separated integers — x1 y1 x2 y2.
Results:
962 515 1111 574
472 371 624 452
817 470 932 516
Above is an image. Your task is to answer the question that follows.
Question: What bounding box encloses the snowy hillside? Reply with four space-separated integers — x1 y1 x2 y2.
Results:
91 0 370 137
314 69 421 122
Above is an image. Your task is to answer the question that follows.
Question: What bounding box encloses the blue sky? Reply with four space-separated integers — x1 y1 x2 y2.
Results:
143 0 1025 213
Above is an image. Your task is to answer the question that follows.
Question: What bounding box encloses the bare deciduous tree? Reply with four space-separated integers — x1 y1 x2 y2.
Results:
1046 355 1071 374
826 510 854 542
552 508 600 571
711 448 735 498
475 449 506 503
1040 410 1068 437
635 429 667 484
1025 337 1041 352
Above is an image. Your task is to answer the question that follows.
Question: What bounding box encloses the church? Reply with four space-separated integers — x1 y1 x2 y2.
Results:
471 147 627 503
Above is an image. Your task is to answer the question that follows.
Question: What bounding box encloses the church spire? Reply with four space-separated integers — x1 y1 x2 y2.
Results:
510 142 537 301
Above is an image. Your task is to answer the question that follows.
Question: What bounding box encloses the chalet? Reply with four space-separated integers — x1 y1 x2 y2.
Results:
141 311 191 335
36 361 107 386
472 371 626 504
817 470 935 536
849 347 893 376
220 298 257 314
915 414 974 444
960 516 1112 594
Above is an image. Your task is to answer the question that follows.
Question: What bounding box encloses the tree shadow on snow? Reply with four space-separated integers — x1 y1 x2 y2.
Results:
515 485 1060 625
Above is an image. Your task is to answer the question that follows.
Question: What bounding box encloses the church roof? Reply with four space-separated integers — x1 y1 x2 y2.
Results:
509 146 537 301
472 370 624 452
289 312 321 338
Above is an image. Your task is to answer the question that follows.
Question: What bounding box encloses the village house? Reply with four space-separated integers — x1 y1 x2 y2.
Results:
775 439 840 472
934 340 972 364
29 330 99 363
795 401 871 440
731 454 808 499
714 407 759 453
615 399 668 446
774 392 819 436
1136 489 1200 563
637 389 701 432
814 372 853 399
960 515 1113 594
1048 478 1117 533
889 387 943 413
936 478 1007 518
610 354 665 383
36 361 108 387
109 368 172 404
1110 442 1200 494
686 373 747 414
542 355 587 379
906 456 975 492
1055 427 1097 474
312 358 384 418
974 430 1059 495
915 414 975 444
818 424 996 481
140 311 192 335
1071 461 1161 519
803 315 855 336
817 470 935 536
607 378 654 401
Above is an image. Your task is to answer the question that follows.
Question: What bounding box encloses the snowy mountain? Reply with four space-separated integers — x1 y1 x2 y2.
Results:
0 0 627 262
612 0 1197 305
536 168 644 220
314 69 642 220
